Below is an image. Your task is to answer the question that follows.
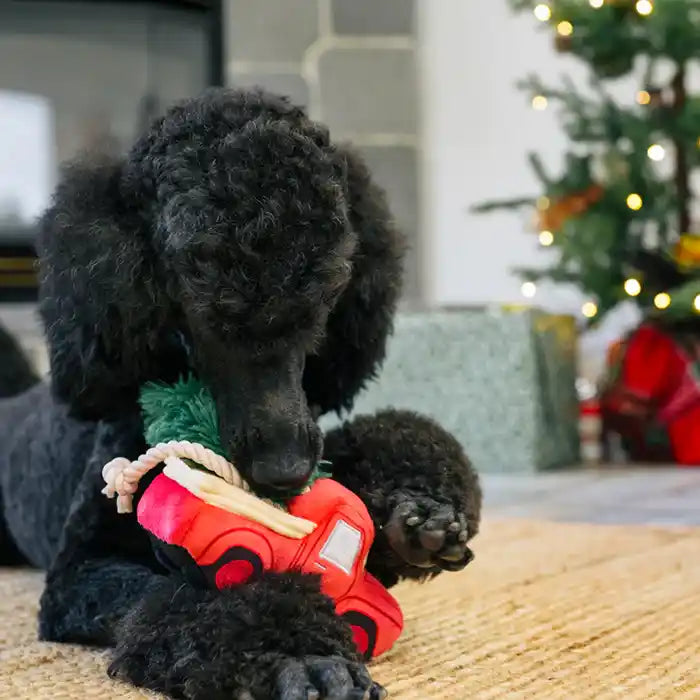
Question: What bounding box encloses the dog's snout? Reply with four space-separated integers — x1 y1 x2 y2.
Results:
204 346 321 491
251 456 314 491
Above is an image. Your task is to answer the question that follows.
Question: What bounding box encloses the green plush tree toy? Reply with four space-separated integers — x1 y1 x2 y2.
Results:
140 375 228 458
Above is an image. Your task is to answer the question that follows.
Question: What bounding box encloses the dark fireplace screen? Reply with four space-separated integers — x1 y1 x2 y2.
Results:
0 0 222 300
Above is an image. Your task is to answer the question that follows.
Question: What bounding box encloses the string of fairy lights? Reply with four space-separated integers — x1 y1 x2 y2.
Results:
523 0 700 318
533 0 654 22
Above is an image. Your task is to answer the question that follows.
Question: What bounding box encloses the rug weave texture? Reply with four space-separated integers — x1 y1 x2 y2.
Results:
2 518 699 699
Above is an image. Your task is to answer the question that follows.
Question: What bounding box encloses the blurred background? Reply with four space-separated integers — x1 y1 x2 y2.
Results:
1 0 698 483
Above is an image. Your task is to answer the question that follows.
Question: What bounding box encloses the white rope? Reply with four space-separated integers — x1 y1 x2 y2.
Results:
162 456 316 538
101 440 249 514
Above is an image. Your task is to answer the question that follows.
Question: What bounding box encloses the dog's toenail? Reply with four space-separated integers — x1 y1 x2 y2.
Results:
440 545 466 562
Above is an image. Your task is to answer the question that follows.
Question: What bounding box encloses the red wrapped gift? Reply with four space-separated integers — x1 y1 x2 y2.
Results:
600 324 700 465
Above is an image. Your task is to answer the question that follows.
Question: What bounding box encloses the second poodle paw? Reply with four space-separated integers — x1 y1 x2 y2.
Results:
383 493 474 572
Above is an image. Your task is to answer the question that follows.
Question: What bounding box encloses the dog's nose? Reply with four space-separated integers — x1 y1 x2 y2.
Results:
250 457 313 491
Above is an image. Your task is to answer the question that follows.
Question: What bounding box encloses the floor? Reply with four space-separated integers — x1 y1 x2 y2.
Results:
7 518 699 699
482 467 700 526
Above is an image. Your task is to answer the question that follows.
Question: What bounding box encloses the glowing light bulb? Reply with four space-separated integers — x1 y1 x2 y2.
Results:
582 301 598 319
533 3 552 21
654 292 671 309
694 294 700 312
636 90 651 105
636 0 653 15
536 196 551 210
532 95 548 111
624 278 642 297
521 282 537 298
647 144 665 161
589 0 604 7
557 21 574 36
539 230 554 246
626 193 643 211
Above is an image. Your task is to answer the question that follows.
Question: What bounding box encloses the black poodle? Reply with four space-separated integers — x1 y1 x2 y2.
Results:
0 88 481 700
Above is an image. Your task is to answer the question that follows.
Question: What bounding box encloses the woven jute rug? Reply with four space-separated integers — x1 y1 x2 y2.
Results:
2 519 699 699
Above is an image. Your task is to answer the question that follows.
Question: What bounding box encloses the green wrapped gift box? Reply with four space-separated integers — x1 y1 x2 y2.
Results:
322 308 580 473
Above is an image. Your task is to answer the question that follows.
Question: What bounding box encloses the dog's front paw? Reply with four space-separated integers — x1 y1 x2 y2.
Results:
383 493 474 572
275 655 387 700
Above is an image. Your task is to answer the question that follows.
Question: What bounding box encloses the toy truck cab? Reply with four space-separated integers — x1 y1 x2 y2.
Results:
139 474 403 659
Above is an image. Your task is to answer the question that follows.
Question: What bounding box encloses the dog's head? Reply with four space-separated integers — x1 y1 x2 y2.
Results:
127 89 356 492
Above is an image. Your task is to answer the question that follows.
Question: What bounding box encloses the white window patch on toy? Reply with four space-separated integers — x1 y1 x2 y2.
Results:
319 520 362 574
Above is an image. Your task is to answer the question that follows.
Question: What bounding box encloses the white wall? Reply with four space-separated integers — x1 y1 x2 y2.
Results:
416 0 644 376
0 91 54 224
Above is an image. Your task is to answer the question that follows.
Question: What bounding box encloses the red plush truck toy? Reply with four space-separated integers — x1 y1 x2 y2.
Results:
104 445 404 661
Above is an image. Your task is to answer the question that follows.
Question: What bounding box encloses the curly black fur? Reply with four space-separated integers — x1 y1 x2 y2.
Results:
325 411 482 588
0 88 481 699
108 572 370 699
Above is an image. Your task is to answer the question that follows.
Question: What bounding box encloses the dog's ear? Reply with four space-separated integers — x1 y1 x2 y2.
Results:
36 156 179 419
303 144 406 415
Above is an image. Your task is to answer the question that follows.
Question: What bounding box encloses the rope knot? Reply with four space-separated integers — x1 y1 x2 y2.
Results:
101 441 246 514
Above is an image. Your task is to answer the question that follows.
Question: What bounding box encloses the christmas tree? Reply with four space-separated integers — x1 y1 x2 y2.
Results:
476 0 700 326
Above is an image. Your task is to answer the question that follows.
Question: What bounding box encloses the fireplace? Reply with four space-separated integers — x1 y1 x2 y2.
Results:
0 0 223 301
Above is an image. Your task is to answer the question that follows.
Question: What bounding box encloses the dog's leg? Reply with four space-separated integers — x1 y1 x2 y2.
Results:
40 551 383 700
323 410 482 588
109 571 384 700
